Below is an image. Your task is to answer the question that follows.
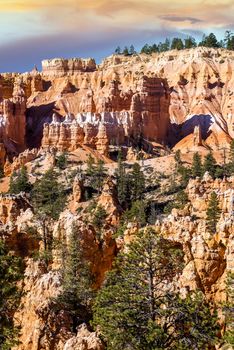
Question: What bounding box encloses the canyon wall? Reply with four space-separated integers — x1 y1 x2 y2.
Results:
0 172 232 349
0 47 234 161
41 76 170 155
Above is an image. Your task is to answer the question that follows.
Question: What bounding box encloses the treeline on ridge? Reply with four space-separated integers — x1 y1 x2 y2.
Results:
114 30 234 56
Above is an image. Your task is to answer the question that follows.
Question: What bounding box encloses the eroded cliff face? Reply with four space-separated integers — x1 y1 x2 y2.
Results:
0 166 232 349
0 48 234 349
40 76 170 156
156 174 234 302
35 47 234 153
1 47 233 165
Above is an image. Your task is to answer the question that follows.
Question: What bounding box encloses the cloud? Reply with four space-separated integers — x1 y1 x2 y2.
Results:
0 0 234 72
159 15 203 24
0 0 72 11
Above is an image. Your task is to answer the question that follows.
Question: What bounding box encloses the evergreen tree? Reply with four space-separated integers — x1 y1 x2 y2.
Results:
9 165 31 194
93 228 218 350
122 46 129 56
151 43 158 53
224 30 234 50
86 155 96 177
206 191 221 234
158 38 170 52
184 36 197 49
223 272 234 346
56 226 94 331
171 37 184 50
192 152 203 178
86 156 107 193
123 200 146 227
114 46 121 55
129 162 145 201
129 44 136 55
229 139 234 173
0 165 4 180
32 168 66 220
203 152 217 178
178 165 190 188
115 151 129 207
56 152 68 170
0 240 22 349
174 149 182 168
199 33 220 48
94 159 107 193
91 205 107 232
141 44 150 54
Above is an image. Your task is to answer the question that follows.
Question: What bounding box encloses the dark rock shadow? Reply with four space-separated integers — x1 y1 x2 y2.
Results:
167 114 213 147
42 80 52 91
26 102 60 149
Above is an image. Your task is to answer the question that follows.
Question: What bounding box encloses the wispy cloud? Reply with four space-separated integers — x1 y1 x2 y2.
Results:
159 15 203 24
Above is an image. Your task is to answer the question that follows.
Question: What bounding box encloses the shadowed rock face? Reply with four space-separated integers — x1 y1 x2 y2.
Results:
168 114 213 147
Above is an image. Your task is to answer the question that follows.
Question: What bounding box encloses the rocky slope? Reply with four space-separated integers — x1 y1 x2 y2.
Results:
0 47 234 349
0 162 232 349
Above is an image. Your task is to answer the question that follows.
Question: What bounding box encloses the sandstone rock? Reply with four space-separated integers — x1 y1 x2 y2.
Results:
4 148 38 175
63 324 104 350
41 58 97 76
40 76 170 154
97 177 122 226
158 175 234 302
0 193 31 225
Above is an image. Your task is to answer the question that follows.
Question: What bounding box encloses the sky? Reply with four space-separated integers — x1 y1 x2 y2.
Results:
0 0 234 72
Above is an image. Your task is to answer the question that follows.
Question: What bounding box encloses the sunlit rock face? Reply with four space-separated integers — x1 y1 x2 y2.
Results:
41 76 170 155
0 47 234 158
0 80 26 163
41 58 97 76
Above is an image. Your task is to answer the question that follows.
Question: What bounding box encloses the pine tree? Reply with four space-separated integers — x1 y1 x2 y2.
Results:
122 46 129 56
199 33 220 48
203 152 217 178
206 191 221 234
94 159 107 193
229 139 234 173
129 162 145 201
192 152 203 178
9 165 31 194
91 205 107 232
32 168 66 220
56 152 68 170
0 240 22 349
115 151 129 207
86 154 96 177
171 37 184 50
184 36 197 49
129 44 136 55
56 226 94 331
224 30 234 50
93 228 218 350
141 44 150 54
124 200 146 227
0 165 4 180
114 46 121 55
151 43 158 53
86 156 107 193
174 149 182 168
223 272 234 346
178 165 190 188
